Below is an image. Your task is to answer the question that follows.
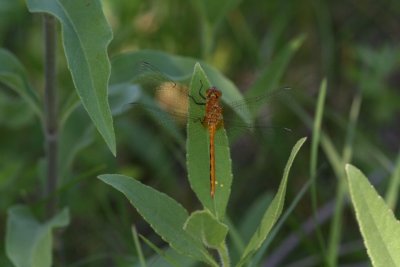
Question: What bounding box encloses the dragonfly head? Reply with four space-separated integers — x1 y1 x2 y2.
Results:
206 86 222 100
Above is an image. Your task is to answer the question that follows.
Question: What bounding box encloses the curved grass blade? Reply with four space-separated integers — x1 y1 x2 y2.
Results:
237 137 307 267
139 235 197 267
384 152 400 210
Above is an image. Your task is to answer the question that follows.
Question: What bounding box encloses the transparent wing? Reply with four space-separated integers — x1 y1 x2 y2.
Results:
128 62 292 143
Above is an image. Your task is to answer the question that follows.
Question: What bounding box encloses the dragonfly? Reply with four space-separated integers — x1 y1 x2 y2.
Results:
191 83 224 198
130 62 290 198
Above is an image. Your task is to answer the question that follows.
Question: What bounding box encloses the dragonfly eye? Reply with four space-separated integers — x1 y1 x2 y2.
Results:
206 87 222 99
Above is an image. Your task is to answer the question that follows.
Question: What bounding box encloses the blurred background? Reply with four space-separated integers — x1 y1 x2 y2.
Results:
1 0 399 266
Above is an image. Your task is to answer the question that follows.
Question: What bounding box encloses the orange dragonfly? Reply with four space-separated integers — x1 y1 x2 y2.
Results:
196 85 224 198
130 63 290 198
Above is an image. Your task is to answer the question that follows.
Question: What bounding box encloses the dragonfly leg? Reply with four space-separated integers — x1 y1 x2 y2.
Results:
188 94 206 105
198 80 207 100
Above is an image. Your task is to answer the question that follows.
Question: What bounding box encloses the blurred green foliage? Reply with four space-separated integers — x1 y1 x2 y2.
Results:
1 0 399 266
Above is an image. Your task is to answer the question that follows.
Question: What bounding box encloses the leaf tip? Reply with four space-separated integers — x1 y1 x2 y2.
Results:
345 164 357 175
97 174 111 183
106 135 117 156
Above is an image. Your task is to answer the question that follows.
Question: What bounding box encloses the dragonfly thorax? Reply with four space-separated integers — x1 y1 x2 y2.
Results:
203 86 223 128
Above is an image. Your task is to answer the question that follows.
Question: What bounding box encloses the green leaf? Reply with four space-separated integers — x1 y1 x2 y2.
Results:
0 48 41 118
183 210 229 249
5 206 70 267
98 174 217 266
26 0 116 155
309 79 328 254
385 152 400 210
346 164 400 267
131 226 147 267
239 193 273 244
186 63 233 219
251 179 312 266
237 137 307 267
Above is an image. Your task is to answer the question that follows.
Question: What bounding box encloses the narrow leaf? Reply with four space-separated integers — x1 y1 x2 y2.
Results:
239 193 273 246
184 210 229 249
139 236 197 267
58 107 94 179
385 152 400 210
26 0 116 155
237 137 307 266
245 35 305 116
346 164 400 267
98 174 217 266
186 63 233 219
5 206 69 267
131 226 147 267
309 79 328 255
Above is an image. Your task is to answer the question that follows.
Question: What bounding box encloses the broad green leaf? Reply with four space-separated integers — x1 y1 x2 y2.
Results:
98 174 217 266
0 49 41 118
109 50 252 125
184 210 229 249
5 206 69 267
237 137 307 267
187 63 233 219
26 0 116 155
346 164 400 267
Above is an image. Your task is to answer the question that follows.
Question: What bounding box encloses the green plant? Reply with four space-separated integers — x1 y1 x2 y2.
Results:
345 164 400 267
100 62 306 266
3 0 115 266
2 0 400 266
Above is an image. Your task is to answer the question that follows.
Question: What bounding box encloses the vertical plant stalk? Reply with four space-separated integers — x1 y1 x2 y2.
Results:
43 14 58 217
327 94 361 266
309 79 328 260
218 242 230 267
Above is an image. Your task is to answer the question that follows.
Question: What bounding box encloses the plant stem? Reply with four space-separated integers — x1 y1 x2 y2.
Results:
131 226 147 267
43 14 58 218
218 242 230 267
310 79 328 261
326 94 361 266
